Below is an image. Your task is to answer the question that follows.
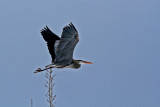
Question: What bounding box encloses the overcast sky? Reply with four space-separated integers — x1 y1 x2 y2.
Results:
0 0 160 107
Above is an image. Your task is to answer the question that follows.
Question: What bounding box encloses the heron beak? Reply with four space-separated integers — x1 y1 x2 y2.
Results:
83 61 93 64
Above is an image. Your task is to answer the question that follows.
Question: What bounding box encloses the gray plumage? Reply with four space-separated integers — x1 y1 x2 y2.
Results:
55 23 79 66
41 23 79 67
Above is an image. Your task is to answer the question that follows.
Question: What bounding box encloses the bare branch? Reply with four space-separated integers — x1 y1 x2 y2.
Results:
31 99 33 107
45 68 56 107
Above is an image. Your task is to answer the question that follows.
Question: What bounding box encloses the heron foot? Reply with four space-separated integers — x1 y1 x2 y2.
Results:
34 68 42 73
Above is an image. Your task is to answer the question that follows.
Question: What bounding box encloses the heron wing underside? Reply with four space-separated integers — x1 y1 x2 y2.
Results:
55 23 79 66
41 26 60 63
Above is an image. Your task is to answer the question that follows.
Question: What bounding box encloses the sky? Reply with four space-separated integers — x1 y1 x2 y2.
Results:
0 0 160 107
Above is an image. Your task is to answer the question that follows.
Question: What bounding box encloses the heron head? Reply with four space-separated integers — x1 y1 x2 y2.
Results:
72 60 93 69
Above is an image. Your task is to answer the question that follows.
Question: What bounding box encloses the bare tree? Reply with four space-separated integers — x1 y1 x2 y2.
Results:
31 99 33 107
45 69 56 107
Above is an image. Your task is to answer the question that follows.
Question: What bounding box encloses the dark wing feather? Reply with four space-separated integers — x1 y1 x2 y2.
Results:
41 26 60 63
55 23 79 66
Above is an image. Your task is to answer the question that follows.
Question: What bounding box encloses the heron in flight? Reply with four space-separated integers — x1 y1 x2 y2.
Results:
35 23 92 73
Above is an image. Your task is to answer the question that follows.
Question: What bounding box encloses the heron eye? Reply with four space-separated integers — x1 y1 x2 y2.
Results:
75 35 78 39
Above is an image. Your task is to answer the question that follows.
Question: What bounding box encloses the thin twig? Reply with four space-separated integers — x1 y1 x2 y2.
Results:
45 68 56 107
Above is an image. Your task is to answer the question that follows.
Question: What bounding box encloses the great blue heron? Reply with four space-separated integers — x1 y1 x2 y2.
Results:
34 23 92 73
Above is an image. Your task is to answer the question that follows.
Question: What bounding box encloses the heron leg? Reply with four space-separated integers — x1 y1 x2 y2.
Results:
45 64 56 68
34 67 52 73
34 64 56 73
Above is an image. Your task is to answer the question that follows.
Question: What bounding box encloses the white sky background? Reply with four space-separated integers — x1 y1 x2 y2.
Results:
0 0 160 107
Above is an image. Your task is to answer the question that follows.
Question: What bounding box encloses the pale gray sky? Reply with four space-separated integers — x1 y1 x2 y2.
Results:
0 0 160 107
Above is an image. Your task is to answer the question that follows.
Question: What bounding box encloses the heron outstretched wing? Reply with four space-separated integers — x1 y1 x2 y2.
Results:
55 23 79 65
41 26 60 62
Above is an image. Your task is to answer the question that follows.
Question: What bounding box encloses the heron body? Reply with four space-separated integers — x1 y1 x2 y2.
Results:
46 59 81 69
35 23 92 73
